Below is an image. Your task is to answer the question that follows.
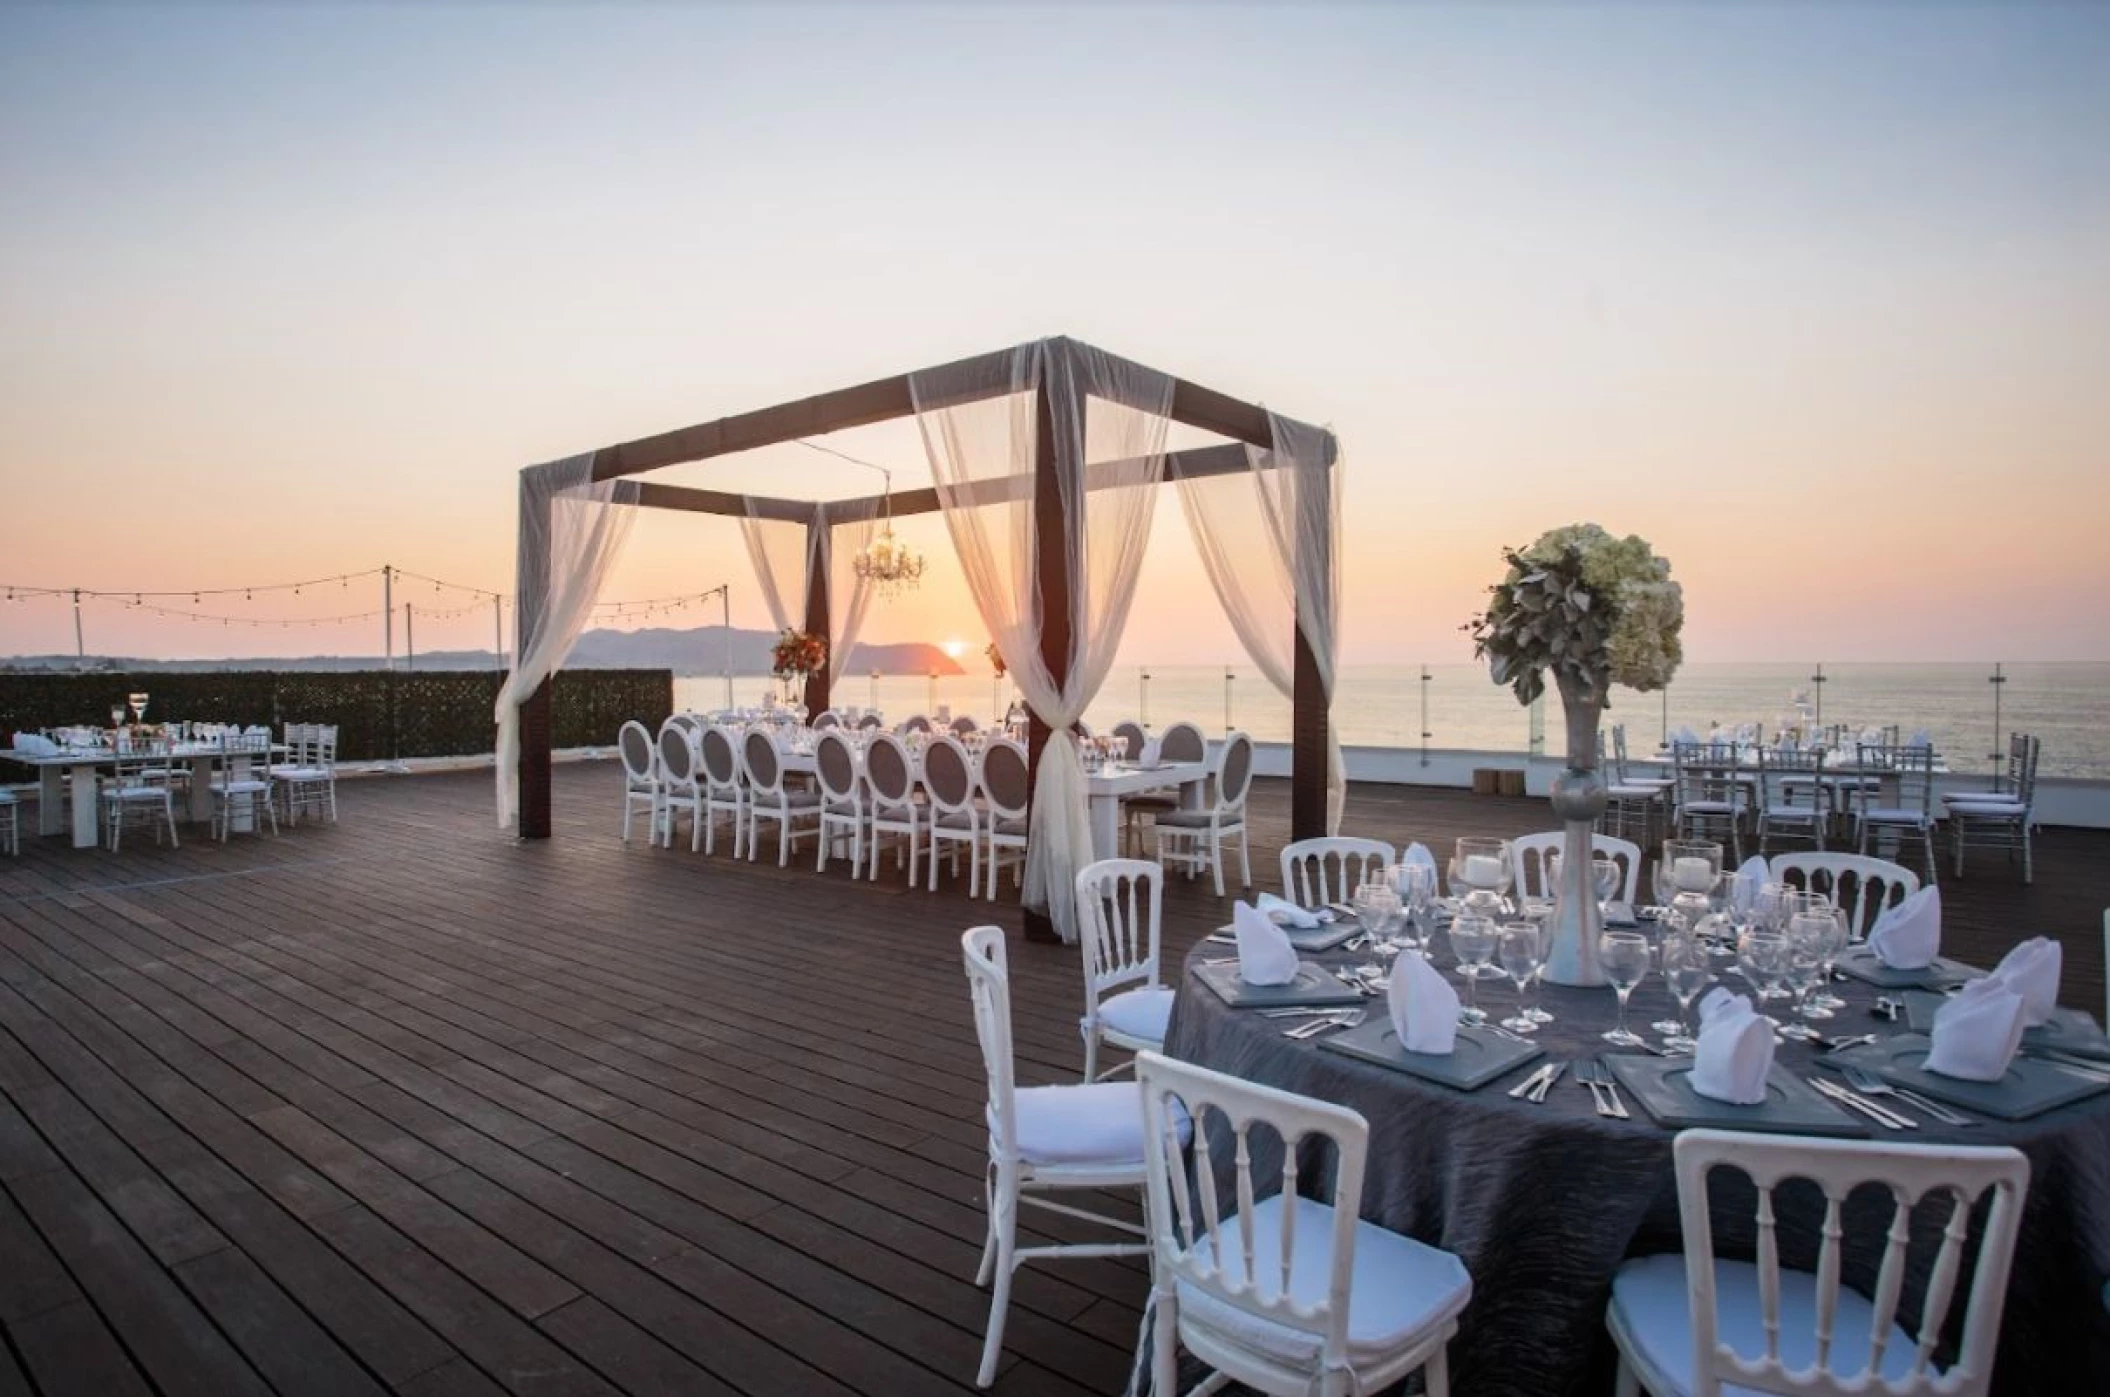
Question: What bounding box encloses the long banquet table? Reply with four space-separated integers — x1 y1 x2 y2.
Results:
1164 941 2110 1396
1 743 278 848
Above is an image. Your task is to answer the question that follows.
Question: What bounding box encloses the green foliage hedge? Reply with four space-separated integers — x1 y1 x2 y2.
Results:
0 669 673 763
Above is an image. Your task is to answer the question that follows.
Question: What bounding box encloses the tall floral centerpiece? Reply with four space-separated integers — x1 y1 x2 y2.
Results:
771 629 827 707
1468 525 1683 985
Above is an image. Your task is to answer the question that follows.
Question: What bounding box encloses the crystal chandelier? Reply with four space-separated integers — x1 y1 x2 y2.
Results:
852 469 926 597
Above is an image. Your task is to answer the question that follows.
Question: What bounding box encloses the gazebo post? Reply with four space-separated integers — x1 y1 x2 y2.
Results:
1290 447 1332 841
516 484 554 839
801 514 832 717
1022 358 1070 943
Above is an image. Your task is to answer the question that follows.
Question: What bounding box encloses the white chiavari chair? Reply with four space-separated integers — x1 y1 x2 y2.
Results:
102 740 182 850
1853 743 1937 884
1280 837 1396 908
210 730 279 842
1948 734 2040 884
1073 858 1171 1081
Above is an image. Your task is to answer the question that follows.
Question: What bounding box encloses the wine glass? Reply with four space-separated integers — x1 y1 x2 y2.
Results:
1736 927 1791 1008
1592 855 1623 910
1448 914 1497 1025
1351 881 1392 952
128 691 149 724
1599 930 1651 1047
1779 912 1834 1039
1659 934 1713 1054
1810 903 1852 1012
1392 863 1436 951
1497 923 1545 1034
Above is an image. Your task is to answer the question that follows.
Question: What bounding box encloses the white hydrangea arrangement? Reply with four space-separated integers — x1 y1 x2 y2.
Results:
1467 524 1684 708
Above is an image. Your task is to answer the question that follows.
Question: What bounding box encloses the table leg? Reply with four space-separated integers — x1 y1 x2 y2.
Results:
1089 792 1120 861
186 757 215 826
38 767 65 836
68 765 98 849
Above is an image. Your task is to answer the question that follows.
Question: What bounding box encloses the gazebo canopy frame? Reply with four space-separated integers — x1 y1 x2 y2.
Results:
511 336 1336 939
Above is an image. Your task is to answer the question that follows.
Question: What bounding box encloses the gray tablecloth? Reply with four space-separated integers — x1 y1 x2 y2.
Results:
1164 942 2110 1396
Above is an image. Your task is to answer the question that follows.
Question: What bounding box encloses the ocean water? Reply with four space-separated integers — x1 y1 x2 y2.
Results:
674 661 2110 781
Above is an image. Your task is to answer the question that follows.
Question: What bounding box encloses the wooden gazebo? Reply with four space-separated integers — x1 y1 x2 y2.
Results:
511 336 1336 936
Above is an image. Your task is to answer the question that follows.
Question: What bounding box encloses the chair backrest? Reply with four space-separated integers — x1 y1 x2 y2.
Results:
980 739 1029 819
280 721 312 766
865 732 916 808
961 926 1019 1160
657 721 699 794
699 725 742 792
1280 837 1397 908
1671 1129 2027 1397
1673 743 1744 810
114 741 174 786
1509 830 1641 903
312 724 339 769
2005 734 2041 805
1857 744 1934 816
1075 859 1163 1004
618 721 657 787
1136 1051 1367 1380
1759 747 1826 811
856 712 885 731
1769 853 1919 939
668 712 701 736
1610 723 1640 781
922 734 976 815
1215 732 1254 814
1110 720 1147 761
950 714 978 735
898 714 933 735
1158 721 1206 765
814 730 860 804
741 728 784 796
811 710 842 730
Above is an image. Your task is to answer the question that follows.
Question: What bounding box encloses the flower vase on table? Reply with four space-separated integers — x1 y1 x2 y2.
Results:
1546 677 1610 985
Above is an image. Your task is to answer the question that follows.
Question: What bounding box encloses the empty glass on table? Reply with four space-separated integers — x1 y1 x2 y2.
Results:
1449 914 1498 1026
1659 933 1713 1054
1599 930 1651 1046
1497 923 1546 1034
1451 838 1512 919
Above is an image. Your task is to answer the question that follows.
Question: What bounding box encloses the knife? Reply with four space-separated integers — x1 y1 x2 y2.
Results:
1507 1064 1553 1100
1810 1076 1914 1130
1530 1062 1566 1103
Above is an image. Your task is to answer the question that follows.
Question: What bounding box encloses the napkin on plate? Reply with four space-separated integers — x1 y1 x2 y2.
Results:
1731 856 1770 916
1231 900 1300 986
1254 891 1321 929
1688 988 1773 1105
1989 936 2061 1028
1387 950 1458 1055
1137 737 1162 768
1868 886 1941 969
1925 977 2026 1081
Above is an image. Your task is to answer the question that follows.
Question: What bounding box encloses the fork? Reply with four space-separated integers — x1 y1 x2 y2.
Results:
1841 1066 1977 1127
1285 1009 1365 1040
1576 1061 1619 1118
1589 1060 1631 1119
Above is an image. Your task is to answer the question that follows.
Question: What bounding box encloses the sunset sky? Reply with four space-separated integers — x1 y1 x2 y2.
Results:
2 4 2105 667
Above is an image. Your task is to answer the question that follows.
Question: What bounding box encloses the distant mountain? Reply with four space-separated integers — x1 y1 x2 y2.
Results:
0 625 966 676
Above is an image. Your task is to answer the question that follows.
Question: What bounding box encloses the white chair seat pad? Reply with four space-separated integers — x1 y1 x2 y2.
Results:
1177 1195 1471 1369
1859 808 1929 824
1940 789 2002 805
274 766 329 782
1762 805 1819 820
1947 799 2026 817
870 799 922 824
1681 801 1738 814
214 780 272 796
1607 785 1666 800
1610 1253 1924 1395
1154 809 1230 830
1005 1082 1181 1167
102 786 167 802
753 789 820 810
1089 986 1175 1045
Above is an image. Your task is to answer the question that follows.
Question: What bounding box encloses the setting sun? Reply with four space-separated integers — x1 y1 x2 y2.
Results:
940 638 969 661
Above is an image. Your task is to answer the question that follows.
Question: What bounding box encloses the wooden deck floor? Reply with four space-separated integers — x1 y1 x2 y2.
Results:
0 763 2102 1396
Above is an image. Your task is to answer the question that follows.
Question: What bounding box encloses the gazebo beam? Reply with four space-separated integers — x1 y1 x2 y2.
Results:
632 482 812 522
814 442 1256 524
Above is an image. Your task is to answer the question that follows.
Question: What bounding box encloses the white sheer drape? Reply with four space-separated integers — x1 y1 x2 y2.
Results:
827 511 878 683
739 504 807 634
1177 412 1345 832
911 337 1171 942
741 502 877 686
494 454 640 826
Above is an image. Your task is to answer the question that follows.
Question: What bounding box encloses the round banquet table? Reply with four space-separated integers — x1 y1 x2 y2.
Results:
1163 942 2110 1396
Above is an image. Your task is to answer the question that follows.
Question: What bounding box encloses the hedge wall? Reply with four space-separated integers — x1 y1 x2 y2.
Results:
0 669 673 763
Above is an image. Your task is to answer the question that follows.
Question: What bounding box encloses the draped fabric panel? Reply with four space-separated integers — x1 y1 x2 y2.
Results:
494 454 640 826
910 337 1171 942
826 509 878 684
739 504 808 635
1176 411 1345 832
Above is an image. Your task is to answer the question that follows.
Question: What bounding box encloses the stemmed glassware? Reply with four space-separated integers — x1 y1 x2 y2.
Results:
1352 881 1402 958
1450 838 1511 919
1599 930 1651 1047
128 692 149 724
1497 923 1546 1034
1736 926 1792 1010
1448 914 1497 1025
109 703 126 733
1777 911 1836 1039
1659 933 1713 1054
1391 863 1436 952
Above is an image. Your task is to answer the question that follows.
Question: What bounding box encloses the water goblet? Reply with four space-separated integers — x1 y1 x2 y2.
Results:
1660 935 1714 1054
1599 930 1651 1047
1497 923 1544 1034
1519 906 1556 1024
1448 914 1497 1025
1592 855 1623 908
1351 881 1388 949
1736 927 1791 1009
1810 904 1852 1012
1778 912 1834 1038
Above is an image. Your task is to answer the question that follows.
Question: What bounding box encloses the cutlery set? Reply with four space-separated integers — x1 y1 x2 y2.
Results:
1278 1008 1366 1039
1507 1061 1566 1104
1576 1061 1629 1119
1807 1075 1918 1130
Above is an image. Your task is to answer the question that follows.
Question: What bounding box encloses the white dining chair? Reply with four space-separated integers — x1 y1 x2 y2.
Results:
617 720 661 844
1672 743 1746 864
1119 717 1186 855
962 926 1163 1388
274 722 339 825
1280 837 1397 908
1155 730 1253 897
924 733 982 895
741 728 821 866
1769 852 1918 941
209 731 279 842
1073 858 1171 1081
1948 734 2040 884
1853 743 1938 885
1756 747 1827 854
897 713 933 736
102 743 181 851
1136 1050 1470 1397
813 728 867 874
979 738 1030 901
1509 830 1642 905
656 721 706 852
810 709 843 731
1607 1129 2028 1397
0 787 19 856
697 723 747 857
863 730 925 884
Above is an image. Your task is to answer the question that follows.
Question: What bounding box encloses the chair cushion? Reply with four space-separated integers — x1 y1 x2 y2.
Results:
101 786 167 802
1609 1253 1924 1394
273 766 329 782
1006 1081 1183 1167
1154 809 1230 830
1859 808 1929 825
1123 794 1180 812
1946 799 2026 817
1176 1194 1471 1369
753 789 820 810
1680 801 1738 815
1607 785 1666 800
214 780 272 796
934 810 980 831
1940 789 2002 805
1088 986 1175 1046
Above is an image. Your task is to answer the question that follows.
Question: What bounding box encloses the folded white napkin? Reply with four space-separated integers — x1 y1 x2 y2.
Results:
1908 728 1932 749
1232 900 1300 986
1868 886 1941 969
1859 726 1885 746
1254 891 1320 929
1387 950 1459 1055
1398 843 1437 877
1138 738 1162 767
1925 978 2026 1081
1688 989 1774 1104
1731 856 1770 915
1989 937 2061 1027
14 732 56 755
